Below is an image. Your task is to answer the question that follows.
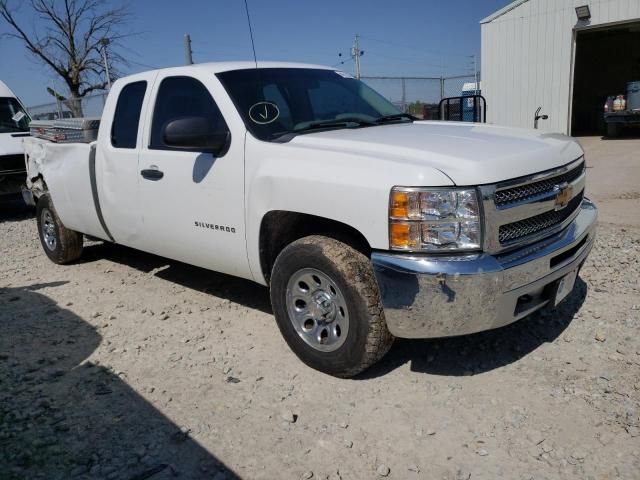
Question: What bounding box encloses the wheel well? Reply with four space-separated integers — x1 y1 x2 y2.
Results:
259 211 371 284
30 175 48 201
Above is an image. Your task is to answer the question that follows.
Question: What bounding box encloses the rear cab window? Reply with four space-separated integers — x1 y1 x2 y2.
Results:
111 81 147 149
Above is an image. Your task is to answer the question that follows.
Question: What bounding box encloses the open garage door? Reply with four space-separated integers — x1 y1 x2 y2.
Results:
571 21 640 136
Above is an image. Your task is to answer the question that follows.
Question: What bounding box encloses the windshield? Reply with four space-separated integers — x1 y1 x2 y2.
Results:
0 97 30 133
217 68 403 141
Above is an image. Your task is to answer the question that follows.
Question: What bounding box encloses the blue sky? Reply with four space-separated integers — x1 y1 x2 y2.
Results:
0 0 511 106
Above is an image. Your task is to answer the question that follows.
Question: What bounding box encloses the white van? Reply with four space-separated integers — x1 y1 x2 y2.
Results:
0 80 31 202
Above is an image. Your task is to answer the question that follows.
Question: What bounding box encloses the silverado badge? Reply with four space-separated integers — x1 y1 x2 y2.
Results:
194 221 236 233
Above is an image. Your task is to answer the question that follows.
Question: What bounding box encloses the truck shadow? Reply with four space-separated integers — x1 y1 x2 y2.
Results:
0 197 34 222
359 277 588 379
75 241 585 380
0 284 239 480
79 241 273 315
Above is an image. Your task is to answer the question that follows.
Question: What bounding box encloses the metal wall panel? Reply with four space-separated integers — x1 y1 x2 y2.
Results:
481 0 640 134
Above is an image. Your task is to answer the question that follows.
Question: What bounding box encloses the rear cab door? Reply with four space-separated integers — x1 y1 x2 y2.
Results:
135 69 251 279
96 71 157 245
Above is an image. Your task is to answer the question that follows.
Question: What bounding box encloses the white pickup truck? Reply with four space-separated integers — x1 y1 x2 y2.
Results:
24 62 597 377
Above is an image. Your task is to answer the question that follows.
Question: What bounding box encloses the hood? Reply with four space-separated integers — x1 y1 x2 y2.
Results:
0 132 27 156
289 121 584 185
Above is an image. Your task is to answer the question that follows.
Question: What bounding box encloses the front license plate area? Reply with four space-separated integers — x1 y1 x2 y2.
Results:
554 269 578 306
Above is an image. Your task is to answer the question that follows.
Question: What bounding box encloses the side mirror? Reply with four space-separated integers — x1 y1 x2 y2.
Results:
162 116 230 156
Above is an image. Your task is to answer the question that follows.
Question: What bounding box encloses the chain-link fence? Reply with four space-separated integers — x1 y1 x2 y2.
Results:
361 74 480 119
27 92 108 120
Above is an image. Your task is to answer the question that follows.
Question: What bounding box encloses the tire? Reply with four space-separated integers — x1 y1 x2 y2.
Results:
36 193 83 264
270 235 394 377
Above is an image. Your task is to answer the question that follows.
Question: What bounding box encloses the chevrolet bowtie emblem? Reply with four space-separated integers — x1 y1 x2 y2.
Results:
554 182 573 210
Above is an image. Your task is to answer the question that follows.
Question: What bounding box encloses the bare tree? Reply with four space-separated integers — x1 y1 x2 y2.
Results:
0 0 130 116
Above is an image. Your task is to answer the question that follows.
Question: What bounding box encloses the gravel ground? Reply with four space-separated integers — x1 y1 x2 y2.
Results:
576 137 640 227
1 202 639 479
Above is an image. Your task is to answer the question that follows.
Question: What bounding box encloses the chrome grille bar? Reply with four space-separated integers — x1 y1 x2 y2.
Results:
494 162 585 207
479 157 586 254
499 191 584 244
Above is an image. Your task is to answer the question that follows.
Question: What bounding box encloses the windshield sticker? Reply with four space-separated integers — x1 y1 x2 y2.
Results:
11 111 26 123
335 71 355 79
249 102 280 125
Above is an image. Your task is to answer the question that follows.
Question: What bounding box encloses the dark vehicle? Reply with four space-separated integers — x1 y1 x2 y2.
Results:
604 81 640 137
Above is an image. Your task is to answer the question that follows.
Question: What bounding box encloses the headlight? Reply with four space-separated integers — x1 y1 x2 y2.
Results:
389 187 482 251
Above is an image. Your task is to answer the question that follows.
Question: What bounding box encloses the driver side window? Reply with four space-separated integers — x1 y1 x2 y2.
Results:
149 76 229 150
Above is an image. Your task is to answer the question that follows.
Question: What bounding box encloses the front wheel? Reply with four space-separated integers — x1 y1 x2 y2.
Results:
270 235 394 377
36 193 83 264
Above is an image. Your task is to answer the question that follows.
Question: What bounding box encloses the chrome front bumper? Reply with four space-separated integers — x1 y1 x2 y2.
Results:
372 199 597 339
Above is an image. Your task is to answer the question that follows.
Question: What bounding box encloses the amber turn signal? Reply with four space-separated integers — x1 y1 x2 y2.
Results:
390 191 409 218
389 222 419 249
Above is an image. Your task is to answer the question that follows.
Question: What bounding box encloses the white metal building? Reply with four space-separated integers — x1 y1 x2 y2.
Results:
481 0 640 134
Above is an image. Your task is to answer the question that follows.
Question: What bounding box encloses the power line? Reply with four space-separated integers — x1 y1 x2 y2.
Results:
359 35 473 59
127 58 163 70
117 44 164 70
332 56 354 68
366 51 447 70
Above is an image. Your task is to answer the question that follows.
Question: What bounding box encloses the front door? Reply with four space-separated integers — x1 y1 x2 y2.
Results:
136 73 250 279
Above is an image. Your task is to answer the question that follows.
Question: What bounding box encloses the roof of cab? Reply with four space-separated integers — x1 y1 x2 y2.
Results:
191 61 334 73
0 80 17 98
116 61 335 84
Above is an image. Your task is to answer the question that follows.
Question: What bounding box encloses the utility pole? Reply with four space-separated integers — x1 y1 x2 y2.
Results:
469 54 479 91
473 54 479 91
351 34 363 79
100 38 111 89
184 34 194 65
401 77 406 113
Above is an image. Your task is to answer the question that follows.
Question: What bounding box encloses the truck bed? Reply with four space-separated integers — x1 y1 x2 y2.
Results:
24 137 109 240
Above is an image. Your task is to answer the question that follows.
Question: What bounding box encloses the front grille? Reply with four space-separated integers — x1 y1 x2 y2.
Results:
494 162 585 207
498 190 584 244
0 154 26 173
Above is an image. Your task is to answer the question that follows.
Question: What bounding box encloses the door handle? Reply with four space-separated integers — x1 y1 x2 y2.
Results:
140 168 164 181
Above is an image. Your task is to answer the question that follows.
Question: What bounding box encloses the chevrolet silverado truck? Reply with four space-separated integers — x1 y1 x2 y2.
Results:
24 62 597 377
0 80 31 202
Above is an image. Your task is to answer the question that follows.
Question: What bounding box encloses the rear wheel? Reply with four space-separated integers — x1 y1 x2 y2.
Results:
36 194 83 264
270 235 394 377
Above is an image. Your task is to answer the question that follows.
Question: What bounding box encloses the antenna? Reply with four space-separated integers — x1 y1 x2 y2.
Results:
243 0 258 70
242 0 263 102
